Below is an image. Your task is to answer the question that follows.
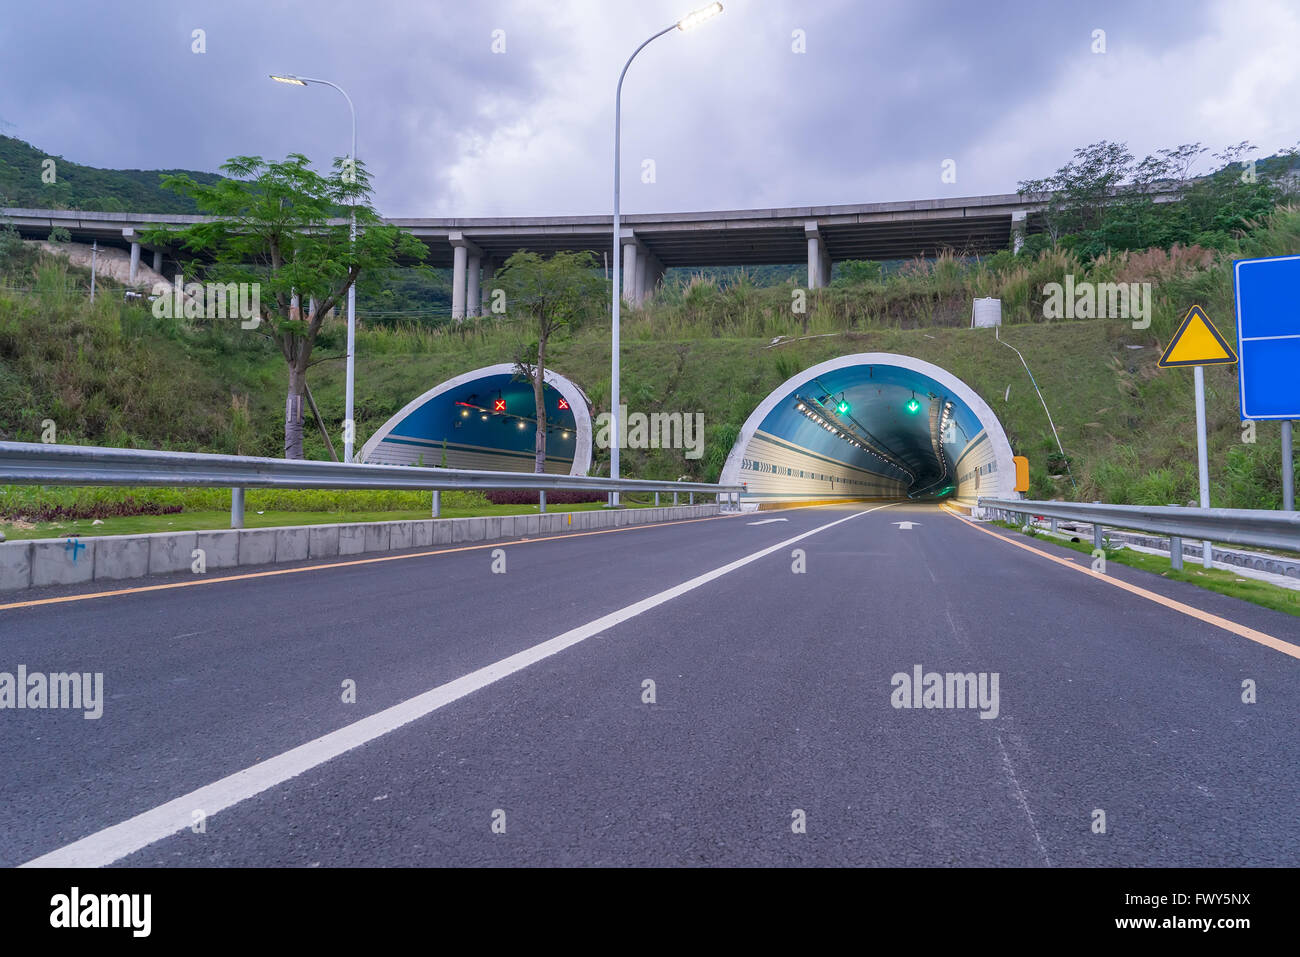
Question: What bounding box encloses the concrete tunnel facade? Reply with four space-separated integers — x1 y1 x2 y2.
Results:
721 353 1017 505
359 363 593 474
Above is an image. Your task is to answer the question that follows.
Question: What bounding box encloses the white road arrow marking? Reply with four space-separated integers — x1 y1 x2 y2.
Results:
747 518 789 526
893 521 921 530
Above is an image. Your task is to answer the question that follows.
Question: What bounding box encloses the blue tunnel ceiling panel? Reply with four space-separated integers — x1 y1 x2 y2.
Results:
722 353 1016 503
359 364 594 475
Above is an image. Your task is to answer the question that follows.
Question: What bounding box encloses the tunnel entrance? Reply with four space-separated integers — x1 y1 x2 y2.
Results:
359 363 594 474
720 353 1016 504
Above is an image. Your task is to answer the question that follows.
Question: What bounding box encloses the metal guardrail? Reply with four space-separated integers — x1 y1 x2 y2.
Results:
0 441 743 527
978 497 1300 565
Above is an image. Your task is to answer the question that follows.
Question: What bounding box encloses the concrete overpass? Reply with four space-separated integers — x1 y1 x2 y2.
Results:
3 192 1039 317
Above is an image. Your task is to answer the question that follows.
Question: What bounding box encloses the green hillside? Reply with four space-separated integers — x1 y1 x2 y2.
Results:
2 208 1297 517
2 132 1298 519
0 135 222 213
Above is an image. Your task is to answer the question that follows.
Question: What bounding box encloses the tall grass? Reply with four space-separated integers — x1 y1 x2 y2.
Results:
5 209 1300 515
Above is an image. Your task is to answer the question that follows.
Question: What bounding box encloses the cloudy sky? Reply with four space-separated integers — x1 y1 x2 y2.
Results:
3 0 1298 217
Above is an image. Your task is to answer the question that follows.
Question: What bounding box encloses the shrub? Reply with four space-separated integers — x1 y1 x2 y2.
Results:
484 489 603 505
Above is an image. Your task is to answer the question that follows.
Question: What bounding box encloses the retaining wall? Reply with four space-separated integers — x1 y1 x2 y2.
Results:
0 505 722 592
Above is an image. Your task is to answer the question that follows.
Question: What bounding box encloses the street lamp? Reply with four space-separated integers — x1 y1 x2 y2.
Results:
270 72 360 463
609 3 723 504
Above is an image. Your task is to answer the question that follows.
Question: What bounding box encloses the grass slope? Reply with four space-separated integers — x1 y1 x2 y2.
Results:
3 209 1299 526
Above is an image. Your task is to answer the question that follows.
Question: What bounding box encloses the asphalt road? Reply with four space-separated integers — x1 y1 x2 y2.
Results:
1 502 1297 867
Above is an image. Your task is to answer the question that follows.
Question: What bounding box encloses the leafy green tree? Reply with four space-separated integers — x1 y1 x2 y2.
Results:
149 154 427 459
833 259 883 285
494 250 606 472
1019 139 1283 259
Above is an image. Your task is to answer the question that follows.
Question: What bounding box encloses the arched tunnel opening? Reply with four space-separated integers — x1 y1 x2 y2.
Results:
721 353 1017 505
359 363 594 474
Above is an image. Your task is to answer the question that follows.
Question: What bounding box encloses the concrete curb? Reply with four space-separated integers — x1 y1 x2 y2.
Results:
0 505 723 591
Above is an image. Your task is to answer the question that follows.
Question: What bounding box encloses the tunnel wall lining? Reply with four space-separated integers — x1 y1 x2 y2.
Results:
720 352 1017 503
359 363 594 475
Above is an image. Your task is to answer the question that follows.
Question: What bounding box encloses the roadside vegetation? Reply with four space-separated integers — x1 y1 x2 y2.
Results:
3 137 1299 529
990 519 1300 619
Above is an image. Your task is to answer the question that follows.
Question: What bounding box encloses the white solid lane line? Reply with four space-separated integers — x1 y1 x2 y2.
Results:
23 502 895 868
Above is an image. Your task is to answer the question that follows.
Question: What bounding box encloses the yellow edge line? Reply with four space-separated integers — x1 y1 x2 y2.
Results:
940 504 1300 661
0 512 738 613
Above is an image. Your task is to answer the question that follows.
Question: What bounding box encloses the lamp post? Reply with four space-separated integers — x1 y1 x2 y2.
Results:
609 3 723 504
270 73 359 463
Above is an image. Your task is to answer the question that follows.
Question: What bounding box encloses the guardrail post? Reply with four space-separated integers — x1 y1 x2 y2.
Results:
539 490 546 513
1093 523 1104 550
1049 517 1057 533
432 490 441 518
231 488 245 529
654 491 660 507
1169 535 1183 571
689 491 695 505
673 489 679 505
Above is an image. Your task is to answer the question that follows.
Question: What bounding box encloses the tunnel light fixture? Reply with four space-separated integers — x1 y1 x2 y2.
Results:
677 2 723 31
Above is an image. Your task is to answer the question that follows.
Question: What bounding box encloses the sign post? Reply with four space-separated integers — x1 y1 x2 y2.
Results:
1234 255 1300 512
1158 304 1238 569
1284 422 1295 511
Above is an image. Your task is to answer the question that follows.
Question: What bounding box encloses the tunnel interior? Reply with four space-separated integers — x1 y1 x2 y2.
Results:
359 364 593 475
721 353 1015 504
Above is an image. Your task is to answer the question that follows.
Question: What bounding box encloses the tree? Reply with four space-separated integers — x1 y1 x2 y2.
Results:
1017 139 1281 259
148 154 427 458
494 250 606 472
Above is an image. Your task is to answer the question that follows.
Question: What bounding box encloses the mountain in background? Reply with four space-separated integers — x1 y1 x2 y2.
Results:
0 134 222 213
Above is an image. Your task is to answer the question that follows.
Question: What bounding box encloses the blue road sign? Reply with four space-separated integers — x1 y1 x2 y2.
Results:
1234 255 1300 420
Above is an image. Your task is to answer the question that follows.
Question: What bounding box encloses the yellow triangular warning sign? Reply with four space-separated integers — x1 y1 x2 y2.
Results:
1158 305 1238 367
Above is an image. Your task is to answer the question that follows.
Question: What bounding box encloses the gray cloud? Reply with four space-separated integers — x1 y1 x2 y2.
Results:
6 0 1291 220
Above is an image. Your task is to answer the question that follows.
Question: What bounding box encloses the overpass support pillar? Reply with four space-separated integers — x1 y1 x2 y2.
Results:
620 232 639 306
451 246 467 319
621 231 663 306
152 249 163 273
1011 210 1028 254
449 232 482 322
804 221 830 289
123 228 142 284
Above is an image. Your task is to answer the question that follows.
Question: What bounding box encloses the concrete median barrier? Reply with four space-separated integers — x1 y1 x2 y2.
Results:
0 504 723 593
